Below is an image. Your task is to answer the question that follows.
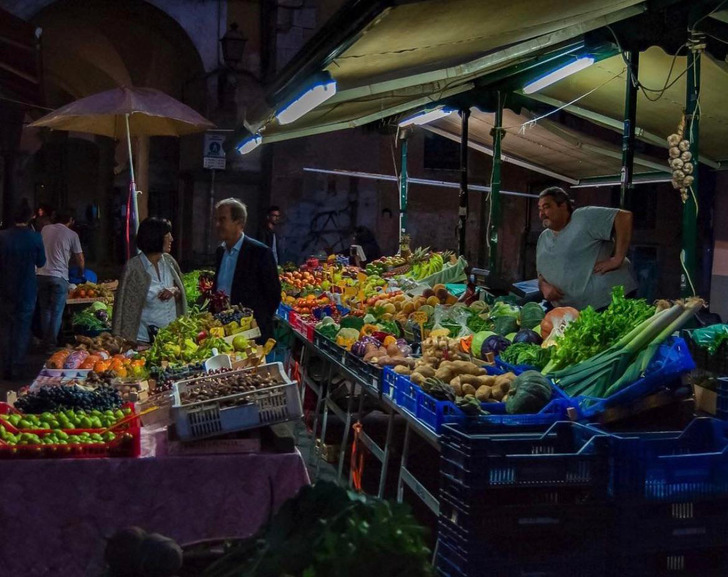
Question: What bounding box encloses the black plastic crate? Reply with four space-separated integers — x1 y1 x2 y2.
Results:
614 497 728 554
439 490 612 549
611 544 728 577
436 516 608 577
717 377 728 420
313 330 345 361
440 421 611 495
344 350 383 392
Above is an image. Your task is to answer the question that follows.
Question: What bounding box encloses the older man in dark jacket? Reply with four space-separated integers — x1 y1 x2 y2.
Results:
213 198 281 343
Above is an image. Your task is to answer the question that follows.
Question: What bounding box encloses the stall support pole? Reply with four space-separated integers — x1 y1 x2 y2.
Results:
488 92 504 275
457 108 470 257
682 28 702 297
620 49 639 210
399 133 409 242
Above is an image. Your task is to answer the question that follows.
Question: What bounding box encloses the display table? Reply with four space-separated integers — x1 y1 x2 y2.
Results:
0 444 309 576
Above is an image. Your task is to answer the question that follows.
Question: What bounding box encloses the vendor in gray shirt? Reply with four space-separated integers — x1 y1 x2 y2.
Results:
536 187 637 310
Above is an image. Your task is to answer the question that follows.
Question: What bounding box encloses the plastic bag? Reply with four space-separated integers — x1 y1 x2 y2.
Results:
432 304 472 338
690 324 728 355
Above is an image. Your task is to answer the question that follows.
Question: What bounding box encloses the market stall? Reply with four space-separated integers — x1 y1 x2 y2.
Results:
1 275 310 577
269 247 728 576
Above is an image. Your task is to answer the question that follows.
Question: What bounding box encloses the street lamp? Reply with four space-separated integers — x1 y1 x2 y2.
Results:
220 22 247 69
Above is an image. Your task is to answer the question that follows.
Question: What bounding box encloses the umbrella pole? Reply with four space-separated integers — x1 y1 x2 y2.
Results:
125 113 140 234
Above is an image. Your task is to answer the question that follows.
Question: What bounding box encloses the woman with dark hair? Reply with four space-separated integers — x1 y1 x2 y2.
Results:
112 218 187 343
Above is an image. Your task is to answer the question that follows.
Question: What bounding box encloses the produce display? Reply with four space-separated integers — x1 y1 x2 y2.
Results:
365 247 453 280
14 385 123 413
179 369 282 407
181 269 214 307
1 406 131 431
68 281 114 300
549 297 702 398
142 312 232 367
72 301 113 333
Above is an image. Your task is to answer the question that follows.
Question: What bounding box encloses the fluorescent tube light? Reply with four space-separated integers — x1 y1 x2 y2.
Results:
276 78 337 125
571 176 672 189
523 57 595 94
236 133 262 155
399 108 453 127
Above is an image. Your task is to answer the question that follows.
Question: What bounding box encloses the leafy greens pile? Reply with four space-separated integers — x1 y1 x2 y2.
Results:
500 342 552 370
545 286 655 372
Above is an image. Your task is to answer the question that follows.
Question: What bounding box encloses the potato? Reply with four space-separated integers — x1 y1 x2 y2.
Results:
491 382 510 401
475 385 491 402
410 372 426 386
414 365 436 378
462 384 477 396
494 373 515 388
435 367 455 383
450 381 463 396
393 365 412 375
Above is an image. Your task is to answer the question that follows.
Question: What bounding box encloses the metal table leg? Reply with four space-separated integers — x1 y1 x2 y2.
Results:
310 360 332 469
313 362 335 480
397 423 412 503
298 343 308 407
336 378 357 484
377 408 396 498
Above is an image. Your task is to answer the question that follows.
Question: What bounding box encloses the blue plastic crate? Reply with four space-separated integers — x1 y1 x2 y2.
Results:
414 365 502 433
607 417 728 501
265 347 290 365
393 371 419 415
494 355 535 374
276 303 293 319
567 337 695 420
381 367 399 399
417 379 573 434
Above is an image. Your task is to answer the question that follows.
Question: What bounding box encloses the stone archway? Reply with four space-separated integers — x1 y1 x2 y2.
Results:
6 0 211 272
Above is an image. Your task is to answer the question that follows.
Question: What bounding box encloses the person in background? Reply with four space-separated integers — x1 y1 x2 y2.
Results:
36 208 85 353
30 204 55 233
0 205 46 379
536 187 637 310
214 198 281 343
350 226 382 268
113 218 187 344
258 205 282 264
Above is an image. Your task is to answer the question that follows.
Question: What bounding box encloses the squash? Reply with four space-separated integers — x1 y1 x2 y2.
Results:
505 370 552 414
540 307 579 340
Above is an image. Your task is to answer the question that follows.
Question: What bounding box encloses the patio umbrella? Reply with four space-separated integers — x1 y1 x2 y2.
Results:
29 86 215 247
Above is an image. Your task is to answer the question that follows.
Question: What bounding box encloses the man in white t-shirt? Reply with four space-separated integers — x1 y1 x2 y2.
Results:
36 208 85 351
536 187 637 310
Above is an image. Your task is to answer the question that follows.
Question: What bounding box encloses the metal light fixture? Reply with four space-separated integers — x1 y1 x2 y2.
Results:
275 72 337 125
399 107 454 127
522 56 595 94
220 23 247 69
237 133 262 155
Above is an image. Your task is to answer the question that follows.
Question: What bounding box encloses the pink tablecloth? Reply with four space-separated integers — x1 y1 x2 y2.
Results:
0 449 310 577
